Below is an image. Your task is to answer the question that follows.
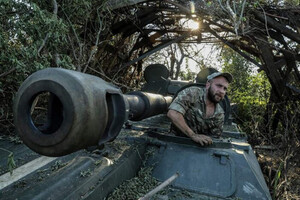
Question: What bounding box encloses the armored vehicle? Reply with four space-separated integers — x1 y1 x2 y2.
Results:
0 66 271 200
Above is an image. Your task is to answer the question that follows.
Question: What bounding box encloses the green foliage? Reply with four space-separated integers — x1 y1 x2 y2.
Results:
179 68 196 81
0 0 71 76
221 47 271 136
221 47 270 105
0 0 113 80
206 1 212 7
0 148 16 175
0 0 113 133
273 161 283 199
80 169 92 177
0 1 64 133
230 72 271 106
51 160 68 171
7 152 16 175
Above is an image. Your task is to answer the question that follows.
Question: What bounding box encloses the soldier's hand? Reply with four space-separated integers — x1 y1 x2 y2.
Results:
190 134 213 146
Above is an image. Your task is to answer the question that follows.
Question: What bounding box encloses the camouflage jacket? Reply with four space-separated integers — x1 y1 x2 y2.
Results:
169 86 224 136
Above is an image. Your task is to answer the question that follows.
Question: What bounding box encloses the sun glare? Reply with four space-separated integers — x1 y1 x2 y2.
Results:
187 19 199 30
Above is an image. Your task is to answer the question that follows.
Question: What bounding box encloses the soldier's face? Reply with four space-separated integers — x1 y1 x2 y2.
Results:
206 76 229 103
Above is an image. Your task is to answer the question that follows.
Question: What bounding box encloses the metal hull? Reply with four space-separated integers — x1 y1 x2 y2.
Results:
1 115 271 200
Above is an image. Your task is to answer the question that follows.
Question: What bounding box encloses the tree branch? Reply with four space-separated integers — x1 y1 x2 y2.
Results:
0 68 16 79
253 11 300 44
207 26 262 69
139 173 179 200
37 0 58 57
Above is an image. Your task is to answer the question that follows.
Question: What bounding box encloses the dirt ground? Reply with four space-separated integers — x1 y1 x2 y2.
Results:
256 148 300 200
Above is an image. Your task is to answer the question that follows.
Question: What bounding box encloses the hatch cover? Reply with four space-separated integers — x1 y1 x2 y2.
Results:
151 143 236 198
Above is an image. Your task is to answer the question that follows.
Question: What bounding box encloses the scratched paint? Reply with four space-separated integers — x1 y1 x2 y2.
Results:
243 182 266 200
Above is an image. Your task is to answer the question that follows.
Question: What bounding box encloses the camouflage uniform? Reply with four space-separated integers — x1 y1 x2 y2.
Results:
169 86 224 136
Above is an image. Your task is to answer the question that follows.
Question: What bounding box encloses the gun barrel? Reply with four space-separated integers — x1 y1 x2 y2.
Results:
125 92 172 121
14 68 171 156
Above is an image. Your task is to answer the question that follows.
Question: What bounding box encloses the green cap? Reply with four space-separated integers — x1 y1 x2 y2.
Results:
207 72 233 83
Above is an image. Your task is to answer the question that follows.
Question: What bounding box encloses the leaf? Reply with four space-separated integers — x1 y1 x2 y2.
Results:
7 152 16 175
273 161 283 199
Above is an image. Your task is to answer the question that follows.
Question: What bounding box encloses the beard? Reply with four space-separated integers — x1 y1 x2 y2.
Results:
207 86 223 103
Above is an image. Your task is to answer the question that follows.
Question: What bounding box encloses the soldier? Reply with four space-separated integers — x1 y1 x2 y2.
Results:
167 72 233 146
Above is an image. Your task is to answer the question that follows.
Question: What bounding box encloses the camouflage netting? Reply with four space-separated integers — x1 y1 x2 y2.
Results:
106 147 160 200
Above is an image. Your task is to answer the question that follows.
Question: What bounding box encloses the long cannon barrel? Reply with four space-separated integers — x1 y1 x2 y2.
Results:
13 68 172 156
